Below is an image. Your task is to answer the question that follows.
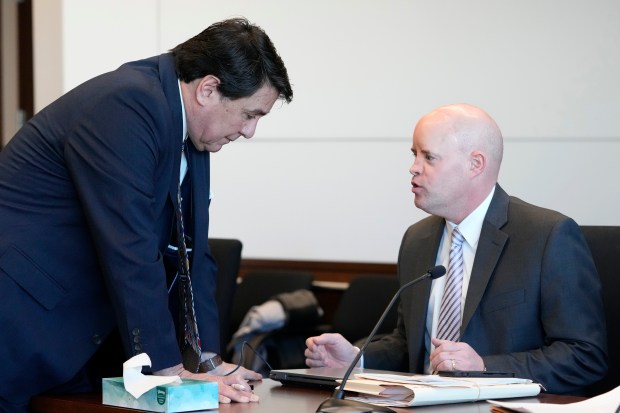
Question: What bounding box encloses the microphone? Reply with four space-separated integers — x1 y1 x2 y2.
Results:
316 265 447 413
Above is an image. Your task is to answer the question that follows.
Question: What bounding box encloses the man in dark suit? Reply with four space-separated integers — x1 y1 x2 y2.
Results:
305 103 607 394
0 18 292 412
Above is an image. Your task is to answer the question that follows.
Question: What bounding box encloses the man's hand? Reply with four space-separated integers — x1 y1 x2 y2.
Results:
154 363 259 404
304 333 358 368
430 338 485 372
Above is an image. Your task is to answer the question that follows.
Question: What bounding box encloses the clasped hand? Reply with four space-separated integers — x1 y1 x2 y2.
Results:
430 338 485 372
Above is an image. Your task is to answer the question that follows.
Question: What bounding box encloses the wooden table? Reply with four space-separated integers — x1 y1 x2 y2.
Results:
30 378 583 413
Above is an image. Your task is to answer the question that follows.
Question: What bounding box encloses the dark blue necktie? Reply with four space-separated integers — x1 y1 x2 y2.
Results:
176 142 201 372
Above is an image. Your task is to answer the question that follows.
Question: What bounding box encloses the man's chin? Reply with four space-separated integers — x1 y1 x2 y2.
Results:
205 143 223 153
413 197 430 213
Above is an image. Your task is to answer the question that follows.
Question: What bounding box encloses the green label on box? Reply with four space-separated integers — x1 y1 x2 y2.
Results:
157 387 166 405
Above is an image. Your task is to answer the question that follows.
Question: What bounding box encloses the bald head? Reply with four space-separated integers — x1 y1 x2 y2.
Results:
409 103 504 223
416 103 504 179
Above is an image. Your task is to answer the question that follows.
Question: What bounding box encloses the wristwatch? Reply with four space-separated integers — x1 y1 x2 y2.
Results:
199 354 223 372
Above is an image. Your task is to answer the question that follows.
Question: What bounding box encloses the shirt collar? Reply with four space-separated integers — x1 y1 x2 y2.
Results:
178 79 188 143
446 186 496 249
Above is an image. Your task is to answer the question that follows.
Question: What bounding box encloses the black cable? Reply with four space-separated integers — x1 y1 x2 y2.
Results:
224 341 273 376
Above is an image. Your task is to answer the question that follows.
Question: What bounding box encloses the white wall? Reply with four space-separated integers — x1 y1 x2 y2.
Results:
33 0 620 263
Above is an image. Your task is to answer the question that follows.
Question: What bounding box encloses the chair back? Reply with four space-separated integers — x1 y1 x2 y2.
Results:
208 238 243 353
230 270 314 337
580 225 620 395
330 275 399 345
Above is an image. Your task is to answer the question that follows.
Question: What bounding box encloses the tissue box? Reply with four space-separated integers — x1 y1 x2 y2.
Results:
102 377 218 412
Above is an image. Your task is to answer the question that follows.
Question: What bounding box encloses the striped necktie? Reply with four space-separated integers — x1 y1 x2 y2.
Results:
176 141 202 372
436 227 465 342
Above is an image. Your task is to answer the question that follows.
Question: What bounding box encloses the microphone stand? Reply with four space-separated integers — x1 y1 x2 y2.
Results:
316 265 446 413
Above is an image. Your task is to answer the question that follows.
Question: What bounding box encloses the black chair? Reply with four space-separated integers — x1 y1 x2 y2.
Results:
208 238 243 354
329 275 400 345
229 270 314 336
580 226 620 396
226 270 315 373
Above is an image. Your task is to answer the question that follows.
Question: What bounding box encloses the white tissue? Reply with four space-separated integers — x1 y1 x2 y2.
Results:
122 353 181 399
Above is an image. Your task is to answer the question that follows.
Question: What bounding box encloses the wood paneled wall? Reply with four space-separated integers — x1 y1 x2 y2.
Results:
239 259 396 283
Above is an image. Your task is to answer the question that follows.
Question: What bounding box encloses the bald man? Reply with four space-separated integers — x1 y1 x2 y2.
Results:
305 104 607 395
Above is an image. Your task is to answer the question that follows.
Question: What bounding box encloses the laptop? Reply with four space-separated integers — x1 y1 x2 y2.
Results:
269 367 397 389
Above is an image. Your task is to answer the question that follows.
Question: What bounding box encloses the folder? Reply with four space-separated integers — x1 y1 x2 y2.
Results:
340 373 541 407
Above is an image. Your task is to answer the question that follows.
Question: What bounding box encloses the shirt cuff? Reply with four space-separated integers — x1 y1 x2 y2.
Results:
353 346 364 368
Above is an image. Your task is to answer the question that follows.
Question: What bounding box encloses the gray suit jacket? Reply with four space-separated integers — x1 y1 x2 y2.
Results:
365 185 607 394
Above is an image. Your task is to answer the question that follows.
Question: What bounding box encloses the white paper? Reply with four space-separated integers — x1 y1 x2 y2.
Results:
122 353 181 399
488 385 620 413
343 373 541 407
355 373 533 387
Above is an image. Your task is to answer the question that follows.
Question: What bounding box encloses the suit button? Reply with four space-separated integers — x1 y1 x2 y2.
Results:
92 334 102 345
134 344 142 352
132 328 140 336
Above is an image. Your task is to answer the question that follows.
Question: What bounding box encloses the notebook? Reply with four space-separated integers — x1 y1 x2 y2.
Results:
269 367 399 389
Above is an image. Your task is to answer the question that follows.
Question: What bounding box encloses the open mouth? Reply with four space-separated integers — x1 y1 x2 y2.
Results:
411 180 423 193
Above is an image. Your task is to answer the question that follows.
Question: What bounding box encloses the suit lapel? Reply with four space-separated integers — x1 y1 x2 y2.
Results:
461 185 510 333
157 52 185 209
185 141 210 261
170 145 183 211
408 219 443 309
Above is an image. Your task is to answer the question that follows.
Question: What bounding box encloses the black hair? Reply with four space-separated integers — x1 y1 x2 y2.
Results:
172 17 293 103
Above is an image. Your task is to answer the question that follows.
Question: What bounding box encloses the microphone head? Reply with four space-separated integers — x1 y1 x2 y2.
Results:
429 265 446 279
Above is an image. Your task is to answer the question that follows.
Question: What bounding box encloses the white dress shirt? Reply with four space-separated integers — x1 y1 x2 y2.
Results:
178 80 189 183
423 186 495 372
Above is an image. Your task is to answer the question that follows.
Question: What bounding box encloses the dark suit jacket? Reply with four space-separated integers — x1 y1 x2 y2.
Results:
365 185 607 394
0 53 219 406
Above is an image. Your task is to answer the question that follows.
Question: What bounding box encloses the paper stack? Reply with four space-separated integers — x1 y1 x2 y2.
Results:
341 373 541 407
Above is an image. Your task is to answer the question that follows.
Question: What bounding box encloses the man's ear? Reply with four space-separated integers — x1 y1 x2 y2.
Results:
470 150 486 177
196 75 221 106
